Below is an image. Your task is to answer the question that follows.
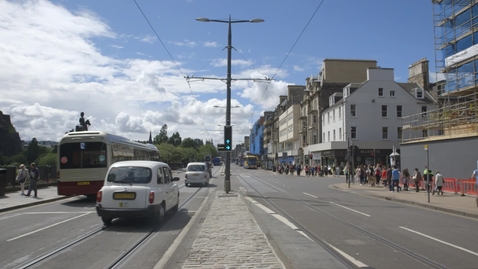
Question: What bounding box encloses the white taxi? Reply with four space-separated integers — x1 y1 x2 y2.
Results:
96 161 180 226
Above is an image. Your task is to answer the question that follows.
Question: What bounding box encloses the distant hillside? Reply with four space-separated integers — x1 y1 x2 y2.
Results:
0 111 23 157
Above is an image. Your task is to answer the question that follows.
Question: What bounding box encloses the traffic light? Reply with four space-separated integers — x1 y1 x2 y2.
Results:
224 125 232 151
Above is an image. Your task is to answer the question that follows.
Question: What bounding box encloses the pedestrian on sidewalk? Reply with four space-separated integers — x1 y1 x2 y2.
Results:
471 168 478 207
433 171 444 195
381 165 387 186
401 168 410 191
391 166 400 192
26 162 39 198
412 168 422 192
15 164 29 195
387 166 393 191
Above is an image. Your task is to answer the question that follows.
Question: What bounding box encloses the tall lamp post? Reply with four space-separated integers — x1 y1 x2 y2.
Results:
196 15 264 193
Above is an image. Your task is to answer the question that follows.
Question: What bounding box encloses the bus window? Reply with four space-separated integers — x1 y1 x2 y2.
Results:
59 142 107 169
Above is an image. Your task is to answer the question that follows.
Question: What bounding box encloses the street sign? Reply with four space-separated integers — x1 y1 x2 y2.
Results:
217 143 226 151
424 144 428 151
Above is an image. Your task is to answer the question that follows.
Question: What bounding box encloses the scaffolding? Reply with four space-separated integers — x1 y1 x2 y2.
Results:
402 92 478 142
432 0 478 96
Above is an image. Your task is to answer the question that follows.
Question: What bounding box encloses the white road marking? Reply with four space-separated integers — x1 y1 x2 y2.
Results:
245 197 276 214
323 240 369 268
21 211 94 214
297 231 313 241
303 192 318 199
330 202 371 217
271 213 299 230
400 226 478 257
7 212 91 241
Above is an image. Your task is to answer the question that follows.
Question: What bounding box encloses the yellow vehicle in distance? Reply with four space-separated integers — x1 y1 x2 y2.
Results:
243 155 259 169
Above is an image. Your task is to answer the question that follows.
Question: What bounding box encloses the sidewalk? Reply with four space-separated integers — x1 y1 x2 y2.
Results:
332 181 478 219
0 186 69 213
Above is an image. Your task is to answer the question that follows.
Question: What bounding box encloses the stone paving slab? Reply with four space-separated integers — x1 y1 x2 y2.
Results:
182 191 285 269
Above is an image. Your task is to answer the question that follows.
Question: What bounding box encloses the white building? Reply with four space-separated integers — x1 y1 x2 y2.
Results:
320 67 437 168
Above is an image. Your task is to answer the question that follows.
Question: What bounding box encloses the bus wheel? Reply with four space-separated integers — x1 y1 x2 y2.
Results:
102 217 112 226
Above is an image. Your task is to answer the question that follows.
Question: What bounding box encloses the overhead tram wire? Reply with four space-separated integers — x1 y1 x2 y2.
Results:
249 0 326 124
133 0 193 93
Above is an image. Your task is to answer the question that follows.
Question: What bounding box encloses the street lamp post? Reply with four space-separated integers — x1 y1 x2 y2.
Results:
197 15 264 193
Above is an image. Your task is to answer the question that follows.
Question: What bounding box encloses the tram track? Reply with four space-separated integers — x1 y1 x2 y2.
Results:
238 172 448 269
13 183 206 269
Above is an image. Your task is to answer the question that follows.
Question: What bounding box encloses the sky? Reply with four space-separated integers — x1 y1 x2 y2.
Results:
0 0 437 146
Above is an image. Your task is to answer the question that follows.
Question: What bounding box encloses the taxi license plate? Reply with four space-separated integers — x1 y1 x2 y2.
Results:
77 181 90 186
113 192 136 200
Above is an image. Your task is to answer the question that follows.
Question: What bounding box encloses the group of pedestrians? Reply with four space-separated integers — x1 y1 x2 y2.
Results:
15 162 40 198
277 163 334 177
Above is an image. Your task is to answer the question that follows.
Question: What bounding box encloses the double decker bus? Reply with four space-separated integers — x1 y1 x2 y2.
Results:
243 155 259 169
57 131 160 197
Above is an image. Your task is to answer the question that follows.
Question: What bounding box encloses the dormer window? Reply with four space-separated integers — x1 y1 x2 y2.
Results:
415 88 424 99
329 95 335 106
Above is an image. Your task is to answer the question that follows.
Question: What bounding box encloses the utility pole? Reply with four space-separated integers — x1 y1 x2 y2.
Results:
192 16 267 193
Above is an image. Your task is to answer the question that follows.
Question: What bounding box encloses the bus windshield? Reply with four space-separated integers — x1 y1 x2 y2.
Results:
59 142 107 169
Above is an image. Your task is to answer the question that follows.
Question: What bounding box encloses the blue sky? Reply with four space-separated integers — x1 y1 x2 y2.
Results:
0 0 436 145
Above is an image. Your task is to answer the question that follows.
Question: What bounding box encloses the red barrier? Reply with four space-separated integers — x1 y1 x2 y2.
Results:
443 178 459 193
460 179 477 195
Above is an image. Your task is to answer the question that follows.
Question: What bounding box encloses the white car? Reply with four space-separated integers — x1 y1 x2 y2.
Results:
96 161 180 226
185 162 210 187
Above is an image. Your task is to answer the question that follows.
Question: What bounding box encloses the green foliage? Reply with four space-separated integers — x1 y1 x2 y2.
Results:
181 147 199 163
180 137 199 149
168 132 182 146
24 138 40 163
36 152 57 166
154 124 169 144
198 144 218 160
6 151 28 166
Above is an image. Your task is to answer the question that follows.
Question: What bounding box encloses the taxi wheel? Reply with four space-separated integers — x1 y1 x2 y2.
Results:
102 217 113 226
156 203 166 222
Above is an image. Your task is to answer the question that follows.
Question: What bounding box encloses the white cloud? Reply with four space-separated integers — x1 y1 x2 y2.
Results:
139 34 156 43
0 0 294 145
170 39 197 47
204 41 219 47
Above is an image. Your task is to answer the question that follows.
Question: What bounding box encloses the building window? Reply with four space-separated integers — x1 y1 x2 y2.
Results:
333 130 336 141
390 90 395 97
351 126 357 139
416 90 423 99
327 112 330 124
313 115 317 123
378 88 383 96
397 127 402 139
333 110 335 122
382 105 388 117
422 129 428 138
421 106 427 118
313 133 317 144
339 107 342 119
339 128 342 140
328 131 330 142
350 104 356 117
396 105 402 117
382 127 388 140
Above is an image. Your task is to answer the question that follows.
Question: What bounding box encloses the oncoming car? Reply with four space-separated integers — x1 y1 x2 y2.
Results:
95 161 180 226
185 162 210 187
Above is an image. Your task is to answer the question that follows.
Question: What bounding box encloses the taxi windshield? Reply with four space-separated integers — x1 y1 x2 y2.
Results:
188 165 205 172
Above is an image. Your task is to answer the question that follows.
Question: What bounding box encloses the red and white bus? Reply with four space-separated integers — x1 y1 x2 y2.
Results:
57 131 160 197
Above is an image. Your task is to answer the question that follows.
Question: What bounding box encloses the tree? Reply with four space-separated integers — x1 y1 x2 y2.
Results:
36 152 57 166
180 137 199 150
168 132 182 146
24 138 40 163
154 124 169 144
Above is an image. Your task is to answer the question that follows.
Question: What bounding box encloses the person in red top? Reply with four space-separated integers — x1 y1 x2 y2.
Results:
381 165 387 186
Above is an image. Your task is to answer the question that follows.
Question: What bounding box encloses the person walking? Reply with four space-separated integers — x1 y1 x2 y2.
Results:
391 166 401 192
471 168 478 207
401 168 410 191
433 171 444 195
25 163 39 198
412 168 422 192
15 164 29 195
387 166 393 191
